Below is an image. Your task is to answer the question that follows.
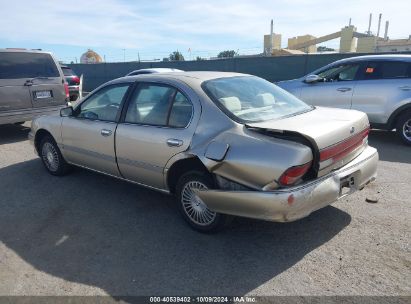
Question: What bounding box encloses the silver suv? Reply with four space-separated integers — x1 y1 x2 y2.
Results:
278 55 411 145
0 49 68 125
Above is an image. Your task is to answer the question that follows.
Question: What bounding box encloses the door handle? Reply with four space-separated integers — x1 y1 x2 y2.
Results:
167 138 183 147
337 87 352 92
399 86 411 91
101 129 112 136
24 80 33 86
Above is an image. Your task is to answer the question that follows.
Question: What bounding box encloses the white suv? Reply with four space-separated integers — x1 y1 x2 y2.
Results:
278 55 411 145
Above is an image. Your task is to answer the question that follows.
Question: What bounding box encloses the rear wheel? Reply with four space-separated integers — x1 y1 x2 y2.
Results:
396 111 411 145
39 135 71 176
176 171 230 233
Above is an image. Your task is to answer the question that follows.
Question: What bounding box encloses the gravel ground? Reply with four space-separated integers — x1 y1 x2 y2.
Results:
0 123 410 297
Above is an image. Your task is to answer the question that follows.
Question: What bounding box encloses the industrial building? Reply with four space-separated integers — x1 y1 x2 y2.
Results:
264 14 411 55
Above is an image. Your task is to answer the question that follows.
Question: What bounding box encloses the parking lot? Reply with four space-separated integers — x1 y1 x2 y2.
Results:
0 122 410 297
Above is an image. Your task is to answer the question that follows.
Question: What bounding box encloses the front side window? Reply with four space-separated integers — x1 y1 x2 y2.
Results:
124 84 193 128
317 64 360 82
362 61 411 80
203 76 312 123
0 52 59 79
75 84 130 122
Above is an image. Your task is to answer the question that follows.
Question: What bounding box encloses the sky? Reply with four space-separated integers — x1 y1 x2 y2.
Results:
0 0 410 63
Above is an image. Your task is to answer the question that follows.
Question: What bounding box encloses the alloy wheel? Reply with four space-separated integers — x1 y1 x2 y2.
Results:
181 181 216 226
402 118 411 142
41 142 59 172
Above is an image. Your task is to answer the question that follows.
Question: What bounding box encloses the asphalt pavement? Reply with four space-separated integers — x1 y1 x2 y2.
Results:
0 123 410 297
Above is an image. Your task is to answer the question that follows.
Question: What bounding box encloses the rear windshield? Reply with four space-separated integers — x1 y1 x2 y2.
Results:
203 76 312 123
0 52 60 79
61 67 76 76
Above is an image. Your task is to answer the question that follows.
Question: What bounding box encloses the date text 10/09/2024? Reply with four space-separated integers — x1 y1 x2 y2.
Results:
149 296 257 303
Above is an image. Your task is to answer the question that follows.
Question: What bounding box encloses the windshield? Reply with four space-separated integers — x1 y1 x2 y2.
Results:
203 76 312 123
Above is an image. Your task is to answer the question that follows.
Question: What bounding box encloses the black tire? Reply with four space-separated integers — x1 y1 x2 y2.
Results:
176 171 231 233
396 111 411 145
39 135 71 176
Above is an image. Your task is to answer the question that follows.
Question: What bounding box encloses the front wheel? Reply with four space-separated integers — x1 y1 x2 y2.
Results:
39 135 71 176
176 171 231 233
396 111 411 145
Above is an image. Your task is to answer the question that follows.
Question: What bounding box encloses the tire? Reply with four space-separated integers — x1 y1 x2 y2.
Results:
39 135 71 176
396 111 411 145
176 171 231 233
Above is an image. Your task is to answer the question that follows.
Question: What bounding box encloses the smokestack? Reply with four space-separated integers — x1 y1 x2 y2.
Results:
367 13 372 35
384 21 389 40
376 13 382 37
349 18 352 26
270 19 274 54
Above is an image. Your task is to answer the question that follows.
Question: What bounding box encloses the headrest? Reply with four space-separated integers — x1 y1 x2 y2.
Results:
253 93 275 107
219 97 241 112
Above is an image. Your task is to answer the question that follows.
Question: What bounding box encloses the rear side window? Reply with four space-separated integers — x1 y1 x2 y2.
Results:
362 61 411 80
168 92 193 128
125 84 175 126
0 52 60 79
61 67 76 76
124 84 193 128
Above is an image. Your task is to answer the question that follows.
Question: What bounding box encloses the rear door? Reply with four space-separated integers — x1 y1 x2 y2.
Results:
116 82 196 189
300 62 361 109
0 52 33 112
351 60 411 124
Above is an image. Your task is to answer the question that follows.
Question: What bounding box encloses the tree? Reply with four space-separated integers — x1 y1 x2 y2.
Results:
196 56 205 61
317 46 335 52
217 50 237 58
169 51 185 61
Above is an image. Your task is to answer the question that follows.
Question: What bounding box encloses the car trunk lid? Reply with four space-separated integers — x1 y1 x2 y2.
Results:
247 107 370 176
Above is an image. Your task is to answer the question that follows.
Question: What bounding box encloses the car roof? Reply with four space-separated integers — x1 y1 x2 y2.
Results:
126 68 184 75
116 71 251 84
332 54 411 65
0 48 52 55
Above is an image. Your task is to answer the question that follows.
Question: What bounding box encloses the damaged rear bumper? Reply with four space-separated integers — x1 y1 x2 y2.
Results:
197 146 378 222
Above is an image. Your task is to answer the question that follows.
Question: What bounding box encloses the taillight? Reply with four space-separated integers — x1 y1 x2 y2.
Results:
320 127 370 163
72 76 80 85
279 161 312 186
64 82 69 99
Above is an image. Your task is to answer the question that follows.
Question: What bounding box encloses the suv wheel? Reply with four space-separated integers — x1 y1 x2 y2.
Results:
39 135 71 176
176 171 231 233
396 111 411 145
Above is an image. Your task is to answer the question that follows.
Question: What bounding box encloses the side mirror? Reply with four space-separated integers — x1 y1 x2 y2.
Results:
304 74 322 83
60 106 73 117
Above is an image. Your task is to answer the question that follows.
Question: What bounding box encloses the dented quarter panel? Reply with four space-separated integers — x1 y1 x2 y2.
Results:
195 126 313 189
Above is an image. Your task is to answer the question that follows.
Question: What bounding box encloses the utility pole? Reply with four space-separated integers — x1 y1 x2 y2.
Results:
269 19 274 56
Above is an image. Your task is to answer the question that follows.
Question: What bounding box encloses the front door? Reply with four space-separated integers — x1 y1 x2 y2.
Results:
300 62 361 109
61 83 131 176
116 83 196 189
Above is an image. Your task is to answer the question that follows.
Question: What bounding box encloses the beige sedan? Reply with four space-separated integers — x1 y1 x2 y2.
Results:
29 72 378 232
